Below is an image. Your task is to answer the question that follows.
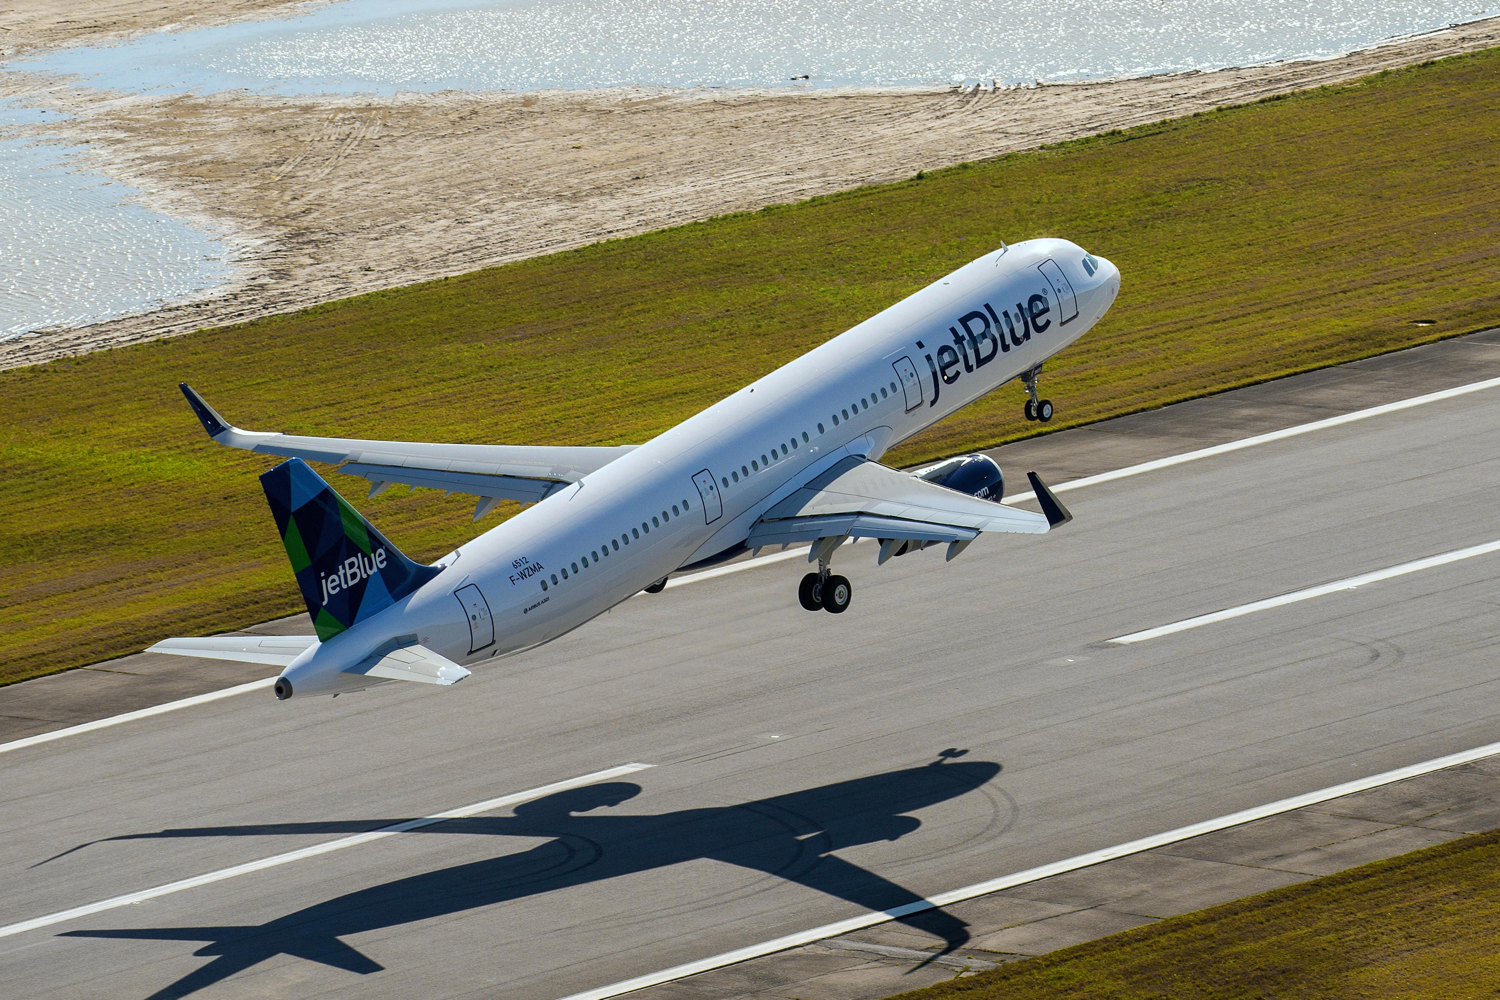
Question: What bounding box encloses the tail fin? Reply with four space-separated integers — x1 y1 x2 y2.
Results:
260 458 440 642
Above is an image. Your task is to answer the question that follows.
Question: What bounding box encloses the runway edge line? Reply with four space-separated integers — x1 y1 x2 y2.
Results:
9 371 1500 756
556 739 1500 1000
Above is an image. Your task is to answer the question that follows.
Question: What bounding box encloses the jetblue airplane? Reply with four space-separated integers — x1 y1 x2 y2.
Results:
158 239 1119 700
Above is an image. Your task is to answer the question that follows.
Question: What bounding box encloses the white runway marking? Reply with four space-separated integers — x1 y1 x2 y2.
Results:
0 762 652 941
1110 538 1500 644
556 740 1500 1000
0 677 275 756
8 371 1499 755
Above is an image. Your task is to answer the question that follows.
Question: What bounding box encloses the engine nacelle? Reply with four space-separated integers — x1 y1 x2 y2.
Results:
917 454 1004 501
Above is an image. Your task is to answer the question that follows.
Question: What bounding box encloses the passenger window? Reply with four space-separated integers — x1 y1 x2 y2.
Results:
760 454 769 465
843 408 850 419
732 470 739 482
683 498 690 509
612 539 619 551
802 431 809 442
721 476 729 488
832 415 839 426
541 579 548 591
550 573 558 585
672 504 680 516
817 423 825 434
652 516 660 527
890 381 898 394
590 550 597 561
881 386 888 398
790 439 797 450
581 556 589 567
569 563 577 574
661 510 669 521
741 465 749 476
633 527 640 538
642 522 649 534
751 460 759 471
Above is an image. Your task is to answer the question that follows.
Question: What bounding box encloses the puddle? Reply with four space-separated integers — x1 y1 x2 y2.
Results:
0 103 234 342
21 0 1493 94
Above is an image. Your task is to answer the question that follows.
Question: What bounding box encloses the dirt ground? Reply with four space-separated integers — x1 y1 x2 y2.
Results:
3 13 1497 370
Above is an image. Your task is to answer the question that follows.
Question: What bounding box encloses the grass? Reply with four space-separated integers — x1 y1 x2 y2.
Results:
890 827 1500 1000
2 49 1498 684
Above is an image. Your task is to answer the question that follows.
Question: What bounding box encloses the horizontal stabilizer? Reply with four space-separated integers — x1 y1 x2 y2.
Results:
148 635 317 667
343 644 470 686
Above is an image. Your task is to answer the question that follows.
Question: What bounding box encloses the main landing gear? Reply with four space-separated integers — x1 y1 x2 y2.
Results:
1021 364 1054 423
799 543 852 614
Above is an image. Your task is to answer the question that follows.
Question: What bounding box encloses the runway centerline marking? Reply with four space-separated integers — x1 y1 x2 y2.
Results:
556 740 1500 1000
0 762 652 941
1109 538 1500 644
7 371 1499 755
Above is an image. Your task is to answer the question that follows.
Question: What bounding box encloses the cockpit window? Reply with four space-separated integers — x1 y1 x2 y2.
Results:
1082 253 1100 276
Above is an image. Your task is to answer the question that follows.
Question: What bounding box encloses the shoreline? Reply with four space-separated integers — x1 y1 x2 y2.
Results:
2 15 1497 371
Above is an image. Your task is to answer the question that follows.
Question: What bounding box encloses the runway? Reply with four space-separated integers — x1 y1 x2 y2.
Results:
7 336 1500 999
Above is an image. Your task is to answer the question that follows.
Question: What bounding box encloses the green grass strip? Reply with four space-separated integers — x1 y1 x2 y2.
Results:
2 50 1498 684
891 826 1500 999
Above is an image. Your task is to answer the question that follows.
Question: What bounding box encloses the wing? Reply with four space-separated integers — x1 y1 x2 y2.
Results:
180 384 635 517
747 457 1070 562
148 635 318 666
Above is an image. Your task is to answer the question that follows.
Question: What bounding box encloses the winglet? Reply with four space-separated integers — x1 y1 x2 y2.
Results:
1026 472 1073 528
179 383 231 438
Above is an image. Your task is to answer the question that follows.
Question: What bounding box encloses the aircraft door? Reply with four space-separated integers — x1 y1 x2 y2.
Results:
1037 259 1079 324
692 468 723 524
454 584 494 654
893 356 923 411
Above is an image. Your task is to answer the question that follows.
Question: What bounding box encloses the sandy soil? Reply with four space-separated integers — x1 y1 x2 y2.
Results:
2 16 1497 370
0 0 327 59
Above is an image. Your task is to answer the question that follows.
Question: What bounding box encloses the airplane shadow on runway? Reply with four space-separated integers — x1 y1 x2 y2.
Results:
57 753 1002 1000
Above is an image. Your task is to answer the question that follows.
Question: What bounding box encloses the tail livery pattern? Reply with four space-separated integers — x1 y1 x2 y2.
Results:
261 458 441 641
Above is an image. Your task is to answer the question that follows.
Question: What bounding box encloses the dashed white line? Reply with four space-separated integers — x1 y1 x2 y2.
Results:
1110 538 1500 644
555 739 1500 1000
0 763 652 941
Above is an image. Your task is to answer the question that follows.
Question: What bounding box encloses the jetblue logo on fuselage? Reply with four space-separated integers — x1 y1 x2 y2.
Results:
919 288 1051 406
319 547 388 605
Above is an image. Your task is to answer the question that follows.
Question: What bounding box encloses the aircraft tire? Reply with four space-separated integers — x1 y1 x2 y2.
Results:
823 575 852 614
1037 399 1054 422
1023 400 1038 421
643 577 668 594
799 573 823 611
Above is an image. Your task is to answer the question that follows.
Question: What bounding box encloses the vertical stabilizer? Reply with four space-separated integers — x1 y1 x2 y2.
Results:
260 458 440 641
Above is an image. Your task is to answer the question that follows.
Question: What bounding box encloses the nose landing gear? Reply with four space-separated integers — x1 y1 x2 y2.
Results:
1021 365 1053 423
799 539 852 613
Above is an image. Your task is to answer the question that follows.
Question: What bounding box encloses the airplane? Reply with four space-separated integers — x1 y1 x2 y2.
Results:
156 239 1119 700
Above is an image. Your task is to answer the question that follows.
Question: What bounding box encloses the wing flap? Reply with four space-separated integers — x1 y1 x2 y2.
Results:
148 635 318 666
755 457 1051 541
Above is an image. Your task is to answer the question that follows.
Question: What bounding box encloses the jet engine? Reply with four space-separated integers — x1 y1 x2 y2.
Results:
917 454 1004 501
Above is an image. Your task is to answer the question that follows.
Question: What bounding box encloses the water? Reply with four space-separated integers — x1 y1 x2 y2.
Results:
25 0 1492 95
0 104 234 341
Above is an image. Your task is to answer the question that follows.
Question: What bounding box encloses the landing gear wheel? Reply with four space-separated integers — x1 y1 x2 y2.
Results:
1036 399 1054 422
822 575 852 614
798 572 824 611
643 577 668 594
1023 399 1038 421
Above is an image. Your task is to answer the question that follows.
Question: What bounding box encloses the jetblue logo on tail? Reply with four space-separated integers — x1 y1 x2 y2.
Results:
919 288 1052 406
320 548 389 606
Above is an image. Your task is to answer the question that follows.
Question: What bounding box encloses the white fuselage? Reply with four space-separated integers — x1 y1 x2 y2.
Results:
283 239 1119 694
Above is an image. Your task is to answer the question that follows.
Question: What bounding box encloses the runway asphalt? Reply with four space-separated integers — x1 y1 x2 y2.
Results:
6 331 1500 999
